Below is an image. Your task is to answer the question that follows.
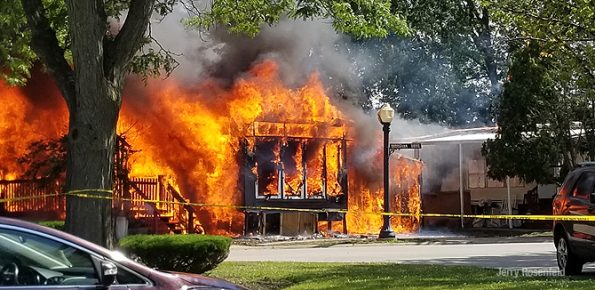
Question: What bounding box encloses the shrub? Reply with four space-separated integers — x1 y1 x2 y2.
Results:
118 234 231 274
39 220 65 231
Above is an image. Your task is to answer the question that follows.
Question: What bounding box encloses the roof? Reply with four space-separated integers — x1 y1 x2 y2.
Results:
400 126 586 146
400 127 497 145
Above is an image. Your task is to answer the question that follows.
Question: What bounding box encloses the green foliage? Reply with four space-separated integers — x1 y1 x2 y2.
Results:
393 0 506 90
118 234 231 274
483 42 594 184
0 1 35 85
489 0 595 43
185 0 409 38
39 220 65 231
130 46 179 80
328 1 408 39
2 0 408 86
0 0 70 85
489 0 595 97
43 0 69 49
483 0 595 184
0 0 178 85
185 0 293 37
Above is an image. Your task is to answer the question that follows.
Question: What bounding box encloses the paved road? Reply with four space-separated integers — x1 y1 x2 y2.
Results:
228 240 595 271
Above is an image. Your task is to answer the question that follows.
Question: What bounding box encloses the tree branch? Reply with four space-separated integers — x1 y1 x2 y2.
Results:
498 4 595 39
21 0 75 110
104 0 156 79
561 42 595 88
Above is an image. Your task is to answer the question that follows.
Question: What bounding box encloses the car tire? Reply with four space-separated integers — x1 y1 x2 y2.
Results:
556 234 583 275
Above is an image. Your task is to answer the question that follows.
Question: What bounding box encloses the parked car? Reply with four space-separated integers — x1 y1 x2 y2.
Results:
553 162 595 275
0 217 245 289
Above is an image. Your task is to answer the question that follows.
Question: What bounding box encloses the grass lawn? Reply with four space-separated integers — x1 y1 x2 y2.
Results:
206 262 594 290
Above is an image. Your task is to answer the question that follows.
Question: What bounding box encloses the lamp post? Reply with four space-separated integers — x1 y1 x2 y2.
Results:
378 103 396 239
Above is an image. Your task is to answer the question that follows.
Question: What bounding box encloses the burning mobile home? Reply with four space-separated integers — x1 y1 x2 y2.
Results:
0 59 422 237
239 120 350 235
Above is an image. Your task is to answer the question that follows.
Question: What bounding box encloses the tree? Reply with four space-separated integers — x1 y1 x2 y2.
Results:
350 36 492 127
483 41 595 184
347 0 507 126
393 0 506 96
489 0 595 99
483 42 563 184
0 0 408 247
483 0 595 183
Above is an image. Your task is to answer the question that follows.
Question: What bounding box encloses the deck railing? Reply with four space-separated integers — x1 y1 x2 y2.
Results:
0 179 64 217
0 177 195 233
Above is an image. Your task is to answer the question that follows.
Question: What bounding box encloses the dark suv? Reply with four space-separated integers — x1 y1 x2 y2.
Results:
553 162 595 275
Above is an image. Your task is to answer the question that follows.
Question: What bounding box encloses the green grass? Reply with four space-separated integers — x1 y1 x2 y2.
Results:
207 262 594 290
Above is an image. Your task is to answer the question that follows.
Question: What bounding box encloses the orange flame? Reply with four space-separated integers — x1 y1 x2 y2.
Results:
0 72 67 180
346 154 422 234
1 59 422 235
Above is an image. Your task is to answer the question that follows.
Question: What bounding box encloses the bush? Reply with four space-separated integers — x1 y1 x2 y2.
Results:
118 234 231 274
39 220 65 231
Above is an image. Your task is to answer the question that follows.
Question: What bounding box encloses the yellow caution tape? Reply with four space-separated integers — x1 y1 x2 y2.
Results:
66 189 113 195
2 190 595 222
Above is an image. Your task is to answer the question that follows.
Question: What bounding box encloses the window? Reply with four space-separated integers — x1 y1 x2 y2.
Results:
508 176 525 188
487 178 504 188
115 264 146 285
468 159 521 188
572 172 595 199
468 159 486 188
0 228 99 287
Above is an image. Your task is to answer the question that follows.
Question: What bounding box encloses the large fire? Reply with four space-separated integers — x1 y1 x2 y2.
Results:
0 60 421 235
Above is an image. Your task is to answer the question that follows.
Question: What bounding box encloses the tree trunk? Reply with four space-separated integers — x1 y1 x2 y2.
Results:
470 5 500 96
63 0 120 248
64 87 120 248
23 0 153 247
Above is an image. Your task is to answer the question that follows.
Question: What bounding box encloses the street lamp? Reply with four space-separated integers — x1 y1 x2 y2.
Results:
377 103 396 239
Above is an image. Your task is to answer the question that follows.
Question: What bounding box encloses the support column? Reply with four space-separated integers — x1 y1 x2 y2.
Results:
262 212 267 236
507 176 512 229
302 142 307 199
459 143 464 229
327 212 332 234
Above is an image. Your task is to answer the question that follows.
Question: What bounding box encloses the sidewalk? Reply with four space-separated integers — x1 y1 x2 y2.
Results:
233 229 553 249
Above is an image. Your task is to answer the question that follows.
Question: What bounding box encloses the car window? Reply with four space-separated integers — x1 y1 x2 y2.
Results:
559 172 580 197
572 172 595 199
116 266 146 285
0 228 99 287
